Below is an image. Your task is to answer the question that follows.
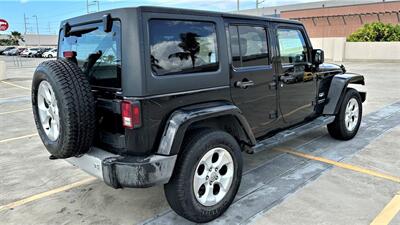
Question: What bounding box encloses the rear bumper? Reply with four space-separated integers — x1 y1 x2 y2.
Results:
66 147 177 188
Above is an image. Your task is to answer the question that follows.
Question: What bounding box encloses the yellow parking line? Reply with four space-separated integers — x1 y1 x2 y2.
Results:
274 148 400 183
370 192 400 225
1 80 31 90
0 177 96 212
0 108 31 115
0 133 38 143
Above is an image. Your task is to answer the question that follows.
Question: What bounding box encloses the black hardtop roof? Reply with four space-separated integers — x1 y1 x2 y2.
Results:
61 6 302 27
139 6 301 24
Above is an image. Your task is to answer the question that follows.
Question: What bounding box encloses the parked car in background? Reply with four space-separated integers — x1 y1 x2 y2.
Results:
34 48 52 58
20 48 40 57
6 48 18 56
16 48 26 55
5 47 26 56
42 48 57 58
1 47 16 55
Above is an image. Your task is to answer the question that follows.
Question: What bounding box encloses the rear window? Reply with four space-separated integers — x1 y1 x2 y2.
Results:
59 21 121 88
149 19 218 76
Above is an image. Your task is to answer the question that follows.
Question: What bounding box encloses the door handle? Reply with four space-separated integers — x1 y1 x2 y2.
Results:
235 79 254 89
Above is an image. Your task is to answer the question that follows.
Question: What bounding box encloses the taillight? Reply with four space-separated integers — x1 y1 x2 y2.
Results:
121 101 141 129
63 51 76 58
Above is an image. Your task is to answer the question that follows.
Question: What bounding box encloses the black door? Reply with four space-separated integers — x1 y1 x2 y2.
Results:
228 24 277 137
275 26 317 126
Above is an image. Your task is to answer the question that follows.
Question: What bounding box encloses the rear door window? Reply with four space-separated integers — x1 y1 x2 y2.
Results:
149 19 219 76
229 25 269 68
59 21 121 88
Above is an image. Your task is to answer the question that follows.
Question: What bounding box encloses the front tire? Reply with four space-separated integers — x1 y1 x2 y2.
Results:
164 129 242 223
328 88 362 140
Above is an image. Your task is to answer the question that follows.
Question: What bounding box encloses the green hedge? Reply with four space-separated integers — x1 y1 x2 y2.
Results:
347 22 400 42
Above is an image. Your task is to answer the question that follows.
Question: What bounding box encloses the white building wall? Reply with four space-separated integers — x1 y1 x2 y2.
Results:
311 38 400 62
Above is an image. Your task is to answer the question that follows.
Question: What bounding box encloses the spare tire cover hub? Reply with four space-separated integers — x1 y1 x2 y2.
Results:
37 80 60 141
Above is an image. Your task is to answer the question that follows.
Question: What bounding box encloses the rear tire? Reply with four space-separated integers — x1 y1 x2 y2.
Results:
32 59 96 158
327 88 362 140
164 129 242 223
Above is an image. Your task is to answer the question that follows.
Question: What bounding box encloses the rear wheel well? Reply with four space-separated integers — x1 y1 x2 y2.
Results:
184 115 250 150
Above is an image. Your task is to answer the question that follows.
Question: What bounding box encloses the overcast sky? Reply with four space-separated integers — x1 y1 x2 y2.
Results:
0 0 325 35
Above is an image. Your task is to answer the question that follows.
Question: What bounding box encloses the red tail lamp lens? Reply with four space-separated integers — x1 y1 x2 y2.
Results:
63 51 76 58
121 101 141 129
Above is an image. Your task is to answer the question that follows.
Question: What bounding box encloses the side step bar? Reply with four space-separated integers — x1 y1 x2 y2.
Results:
249 116 335 154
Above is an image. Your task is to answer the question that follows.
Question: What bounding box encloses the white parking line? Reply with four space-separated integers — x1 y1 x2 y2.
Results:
0 95 30 101
0 133 38 144
0 108 31 115
1 80 31 90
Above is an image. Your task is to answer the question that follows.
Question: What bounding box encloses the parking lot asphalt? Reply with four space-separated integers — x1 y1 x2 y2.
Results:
0 56 399 225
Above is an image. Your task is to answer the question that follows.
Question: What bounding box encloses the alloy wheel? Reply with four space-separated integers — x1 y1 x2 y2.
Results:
37 80 60 141
344 98 359 131
193 147 234 207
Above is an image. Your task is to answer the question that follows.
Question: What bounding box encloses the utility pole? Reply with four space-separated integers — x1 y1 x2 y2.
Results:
237 0 239 11
23 14 28 34
32 15 40 47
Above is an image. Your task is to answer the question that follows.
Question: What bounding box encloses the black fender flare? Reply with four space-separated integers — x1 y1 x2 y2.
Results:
323 73 366 115
156 101 256 156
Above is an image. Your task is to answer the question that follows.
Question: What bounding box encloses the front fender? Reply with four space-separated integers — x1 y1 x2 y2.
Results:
156 101 256 156
323 73 366 115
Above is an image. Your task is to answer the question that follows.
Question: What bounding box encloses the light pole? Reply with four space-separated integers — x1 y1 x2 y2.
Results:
237 0 239 11
95 0 100 11
87 0 100 13
256 0 265 9
32 15 40 47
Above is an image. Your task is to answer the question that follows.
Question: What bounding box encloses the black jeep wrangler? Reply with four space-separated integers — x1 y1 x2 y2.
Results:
31 7 366 223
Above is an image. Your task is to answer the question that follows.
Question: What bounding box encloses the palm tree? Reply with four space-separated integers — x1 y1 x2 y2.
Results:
168 32 200 68
9 31 24 45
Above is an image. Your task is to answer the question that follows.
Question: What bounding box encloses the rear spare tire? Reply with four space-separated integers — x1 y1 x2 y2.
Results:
32 59 96 158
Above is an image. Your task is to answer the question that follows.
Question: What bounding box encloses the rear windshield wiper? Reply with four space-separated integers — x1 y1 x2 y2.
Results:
84 51 103 75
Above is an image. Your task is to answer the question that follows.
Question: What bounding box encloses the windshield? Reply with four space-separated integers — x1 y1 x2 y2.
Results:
58 21 121 89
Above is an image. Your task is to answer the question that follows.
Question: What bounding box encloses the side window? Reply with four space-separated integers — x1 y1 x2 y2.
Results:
277 29 307 64
229 26 241 68
238 26 269 67
229 25 269 68
149 19 218 76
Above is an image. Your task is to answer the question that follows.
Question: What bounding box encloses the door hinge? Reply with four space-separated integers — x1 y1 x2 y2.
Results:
269 110 278 119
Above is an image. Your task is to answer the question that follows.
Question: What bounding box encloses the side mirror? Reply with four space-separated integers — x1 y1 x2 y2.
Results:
312 49 324 65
